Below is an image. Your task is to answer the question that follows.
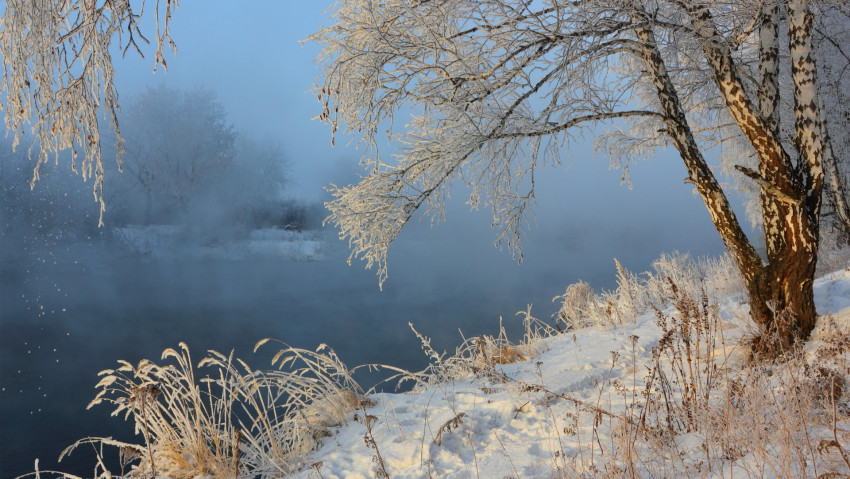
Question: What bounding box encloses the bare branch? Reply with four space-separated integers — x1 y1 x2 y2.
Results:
0 0 179 224
734 165 801 205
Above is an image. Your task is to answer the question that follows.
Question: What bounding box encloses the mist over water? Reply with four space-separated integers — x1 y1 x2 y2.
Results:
0 70 732 476
0 168 727 477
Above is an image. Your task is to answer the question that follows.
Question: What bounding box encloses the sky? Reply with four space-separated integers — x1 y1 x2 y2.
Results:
113 2 344 200
109 1 733 274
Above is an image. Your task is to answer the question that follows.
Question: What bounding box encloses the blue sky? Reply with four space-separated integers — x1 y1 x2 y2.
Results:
113 2 340 199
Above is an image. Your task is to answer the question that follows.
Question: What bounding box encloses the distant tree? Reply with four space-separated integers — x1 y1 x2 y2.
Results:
105 87 296 236
222 135 291 227
307 0 849 354
186 132 300 234
0 2 297 234
109 85 237 224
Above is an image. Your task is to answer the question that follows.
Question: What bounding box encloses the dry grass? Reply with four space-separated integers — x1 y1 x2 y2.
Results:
553 252 743 332
406 310 558 388
545 264 850 478
403 253 850 478
51 341 368 478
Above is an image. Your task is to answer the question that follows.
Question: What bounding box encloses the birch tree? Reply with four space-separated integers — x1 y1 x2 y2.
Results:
717 2 850 246
310 0 848 353
812 3 850 243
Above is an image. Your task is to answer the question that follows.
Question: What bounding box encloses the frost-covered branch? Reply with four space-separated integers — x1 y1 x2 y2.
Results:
313 0 674 283
0 0 178 224
313 0 844 352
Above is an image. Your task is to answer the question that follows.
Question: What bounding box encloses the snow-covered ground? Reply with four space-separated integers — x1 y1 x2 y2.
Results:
28 259 850 479
290 268 850 479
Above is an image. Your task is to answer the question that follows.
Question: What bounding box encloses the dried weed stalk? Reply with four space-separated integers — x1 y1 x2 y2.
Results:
61 340 367 478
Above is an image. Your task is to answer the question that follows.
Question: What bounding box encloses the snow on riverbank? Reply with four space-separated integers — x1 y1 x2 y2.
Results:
292 268 850 479
24 259 850 479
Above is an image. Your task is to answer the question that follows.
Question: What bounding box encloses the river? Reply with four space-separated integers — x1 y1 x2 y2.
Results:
0 212 724 477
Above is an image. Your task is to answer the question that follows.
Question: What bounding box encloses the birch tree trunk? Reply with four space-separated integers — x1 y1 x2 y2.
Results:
636 2 825 353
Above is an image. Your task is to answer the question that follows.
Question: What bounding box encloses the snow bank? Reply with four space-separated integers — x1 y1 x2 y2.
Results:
293 269 850 479
34 260 849 479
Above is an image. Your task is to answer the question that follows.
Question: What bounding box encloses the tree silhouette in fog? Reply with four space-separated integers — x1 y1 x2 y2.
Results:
114 86 236 224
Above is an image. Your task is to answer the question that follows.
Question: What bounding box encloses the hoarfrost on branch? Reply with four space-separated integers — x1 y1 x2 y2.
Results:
310 0 847 349
0 0 178 224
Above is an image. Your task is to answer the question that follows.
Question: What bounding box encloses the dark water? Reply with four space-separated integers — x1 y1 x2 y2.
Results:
0 211 725 478
0 247 544 476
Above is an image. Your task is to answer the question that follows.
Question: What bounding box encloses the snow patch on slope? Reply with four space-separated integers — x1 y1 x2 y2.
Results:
292 269 850 479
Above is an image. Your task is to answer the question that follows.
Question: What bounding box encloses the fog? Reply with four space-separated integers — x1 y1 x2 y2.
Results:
0 2 736 477
0 139 727 476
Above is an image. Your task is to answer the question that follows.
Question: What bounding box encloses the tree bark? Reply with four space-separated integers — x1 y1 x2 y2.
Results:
635 4 823 355
821 111 850 244
746 2 820 351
